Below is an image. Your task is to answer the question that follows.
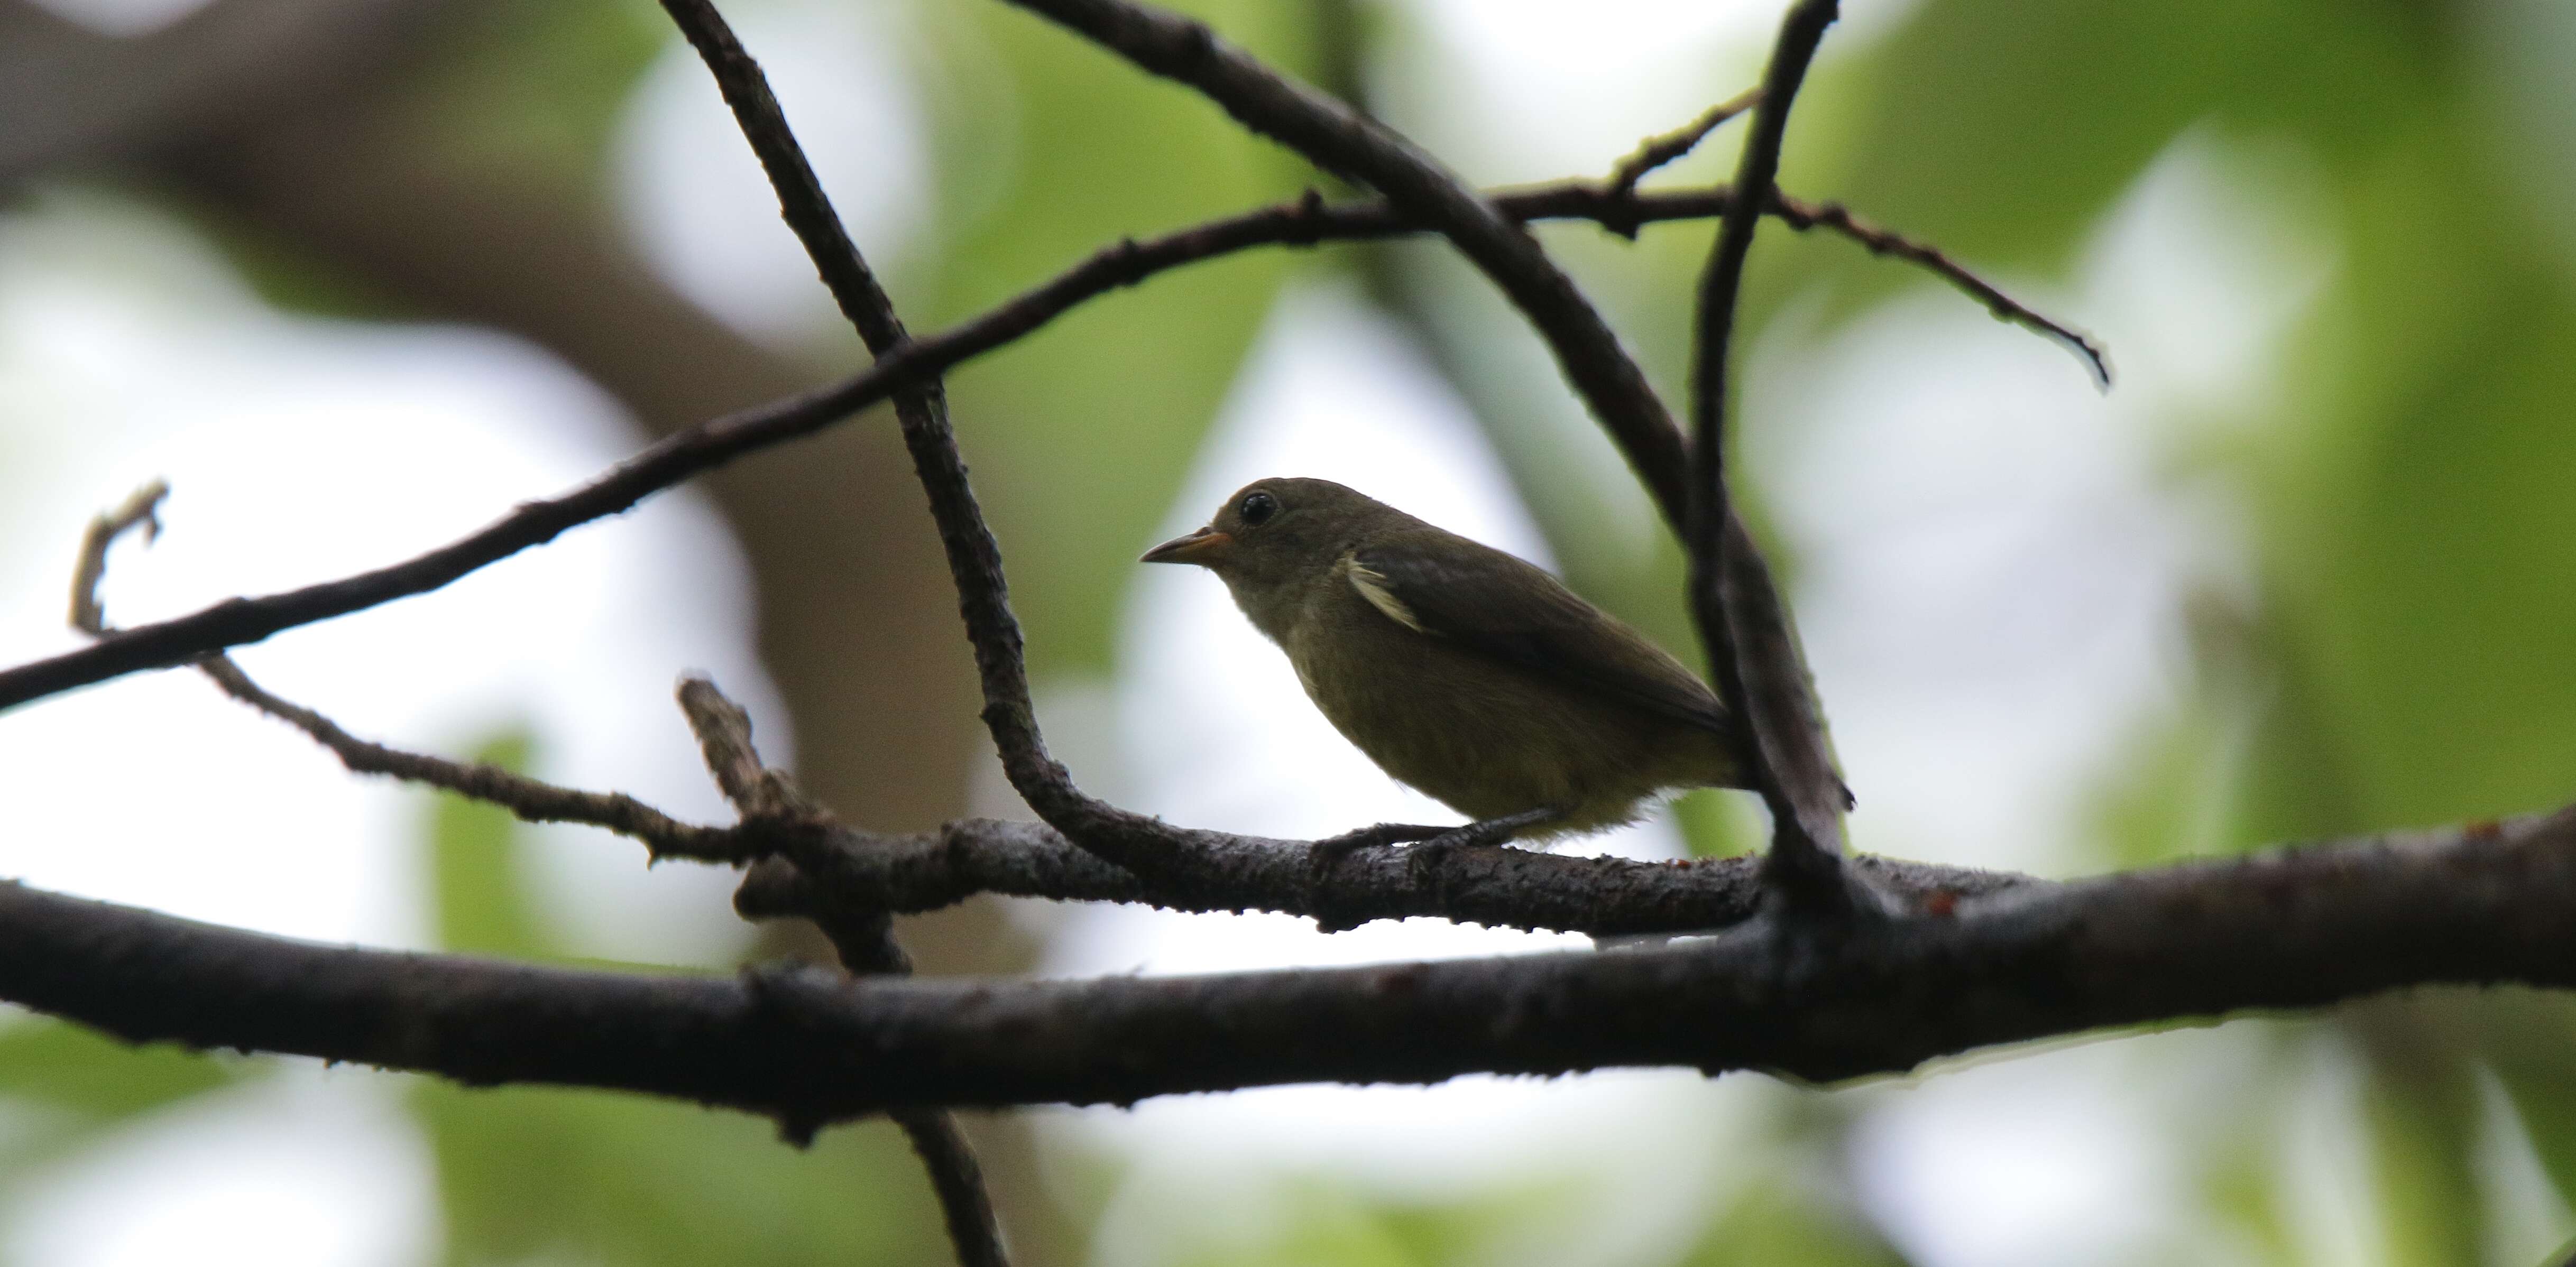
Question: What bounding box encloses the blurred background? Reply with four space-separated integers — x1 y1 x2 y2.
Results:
3 0 2574 1263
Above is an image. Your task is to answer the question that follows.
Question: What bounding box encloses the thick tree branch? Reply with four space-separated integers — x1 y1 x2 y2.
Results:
5 807 2571 1114
729 816 2027 937
67 479 1011 1265
1686 0 1857 903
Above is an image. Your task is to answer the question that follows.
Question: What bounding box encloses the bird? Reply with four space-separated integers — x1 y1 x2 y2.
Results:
1140 476 1750 859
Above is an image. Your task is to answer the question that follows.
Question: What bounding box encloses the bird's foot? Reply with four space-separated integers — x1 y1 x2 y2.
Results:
1397 806 1563 882
1306 809 1563 930
1306 822 1452 932
1308 821 1450 879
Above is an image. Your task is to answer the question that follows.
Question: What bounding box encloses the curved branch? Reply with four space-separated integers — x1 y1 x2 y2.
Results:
0 180 2090 717
6 806 2571 1115
997 0 1693 526
1686 0 1856 898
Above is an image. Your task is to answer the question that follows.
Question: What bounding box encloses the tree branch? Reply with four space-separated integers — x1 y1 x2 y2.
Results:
665 672 1010 1267
650 1 1195 910
61 471 1013 1263
66 477 167 636
0 181 2092 718
111 544 2007 940
729 815 2027 937
1685 0 1858 905
6 806 2570 1114
1603 87 1762 205
997 0 1696 526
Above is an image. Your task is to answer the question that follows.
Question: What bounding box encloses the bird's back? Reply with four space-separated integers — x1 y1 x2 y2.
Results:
1278 531 1743 833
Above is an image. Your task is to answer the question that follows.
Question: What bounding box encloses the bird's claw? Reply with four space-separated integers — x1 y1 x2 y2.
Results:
1308 821 1445 880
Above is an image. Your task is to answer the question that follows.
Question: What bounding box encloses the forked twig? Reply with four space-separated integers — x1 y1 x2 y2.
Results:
1603 86 1763 202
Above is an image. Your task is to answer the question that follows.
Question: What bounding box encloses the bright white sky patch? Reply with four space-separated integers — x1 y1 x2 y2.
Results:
1753 128 2329 879
4 1073 434 1267
1784 132 2338 1263
614 1 933 347
0 189 785 1267
0 190 783 960
16 0 214 38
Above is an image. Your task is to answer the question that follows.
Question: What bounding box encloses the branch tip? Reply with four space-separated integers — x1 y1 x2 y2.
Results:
1604 86 1764 198
69 478 171 637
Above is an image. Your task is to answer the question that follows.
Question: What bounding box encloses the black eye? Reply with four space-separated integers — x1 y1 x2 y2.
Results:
1238 491 1277 526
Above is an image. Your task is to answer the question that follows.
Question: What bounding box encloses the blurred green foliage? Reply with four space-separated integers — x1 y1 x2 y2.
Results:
8 0 2576 1260
0 1021 252 1210
415 732 948 1267
0 733 943 1266
1830 0 2576 1259
924 0 1324 674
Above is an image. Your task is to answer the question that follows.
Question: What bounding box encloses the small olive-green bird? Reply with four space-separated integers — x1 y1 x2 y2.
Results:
1142 477 1749 849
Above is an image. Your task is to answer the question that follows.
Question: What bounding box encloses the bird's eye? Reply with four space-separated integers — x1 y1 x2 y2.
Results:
1238 491 1278 526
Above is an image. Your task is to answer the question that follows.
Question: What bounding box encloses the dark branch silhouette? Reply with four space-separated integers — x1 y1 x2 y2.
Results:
11 3 2537 1265
1603 87 1762 202
666 673 1010 1267
0 190 2090 716
1000 0 1696 530
4 803 2570 1115
183 611 2020 936
1685 0 1859 906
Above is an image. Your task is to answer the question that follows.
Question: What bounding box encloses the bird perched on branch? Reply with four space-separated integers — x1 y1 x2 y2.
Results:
1142 477 1750 858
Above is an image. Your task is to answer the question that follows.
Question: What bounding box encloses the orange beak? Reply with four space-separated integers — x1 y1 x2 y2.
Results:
1140 526 1234 566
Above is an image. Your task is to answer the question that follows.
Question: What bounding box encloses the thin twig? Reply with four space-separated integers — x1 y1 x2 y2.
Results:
67 478 167 636
892 1113 1008 1267
203 656 739 857
674 673 795 820
1000 0 1695 528
0 177 2097 715
8 803 2574 1113
1685 0 1856 907
67 484 2021 942
675 683 1011 1267
1603 87 1762 203
66 480 745 861
1773 193 2110 388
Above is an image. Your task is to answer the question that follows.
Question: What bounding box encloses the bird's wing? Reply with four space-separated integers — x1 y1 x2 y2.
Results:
1346 534 1731 735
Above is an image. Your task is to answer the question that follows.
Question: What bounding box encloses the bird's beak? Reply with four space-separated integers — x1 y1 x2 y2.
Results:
1140 526 1233 566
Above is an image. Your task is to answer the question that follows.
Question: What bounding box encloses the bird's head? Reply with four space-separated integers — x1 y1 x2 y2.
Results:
1142 477 1399 595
